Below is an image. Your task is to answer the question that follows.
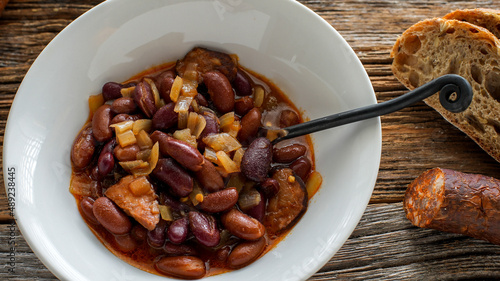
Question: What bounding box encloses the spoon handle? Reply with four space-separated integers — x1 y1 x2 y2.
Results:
270 74 473 144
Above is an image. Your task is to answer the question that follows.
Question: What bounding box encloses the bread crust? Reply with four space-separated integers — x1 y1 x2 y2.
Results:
444 8 500 39
391 17 500 162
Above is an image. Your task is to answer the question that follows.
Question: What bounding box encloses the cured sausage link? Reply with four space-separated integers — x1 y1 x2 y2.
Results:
404 168 500 245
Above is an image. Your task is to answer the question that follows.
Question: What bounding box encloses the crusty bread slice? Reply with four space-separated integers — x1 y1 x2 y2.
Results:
444 8 500 39
391 18 500 162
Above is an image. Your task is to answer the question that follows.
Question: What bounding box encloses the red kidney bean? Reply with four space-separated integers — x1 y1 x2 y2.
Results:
203 71 235 113
167 217 189 244
92 196 132 235
227 237 266 269
155 70 175 103
279 109 300 128
198 187 238 213
133 80 156 118
241 137 273 182
195 93 209 107
151 131 204 171
244 191 266 221
131 224 148 242
92 104 113 142
152 103 178 130
194 160 224 192
289 156 312 181
113 144 140 162
258 178 280 198
233 69 253 96
155 256 206 279
110 97 137 114
71 125 96 169
152 158 193 197
97 152 114 178
198 111 220 151
238 107 262 144
221 209 265 240
163 242 197 256
188 211 220 247
234 96 254 116
215 246 231 263
147 219 168 248
110 113 141 124
102 82 123 101
273 143 307 163
160 193 195 214
114 234 139 252
80 197 98 224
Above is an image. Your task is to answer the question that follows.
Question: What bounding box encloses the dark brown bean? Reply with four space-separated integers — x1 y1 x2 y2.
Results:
155 70 175 103
110 113 141 124
289 156 312 181
130 224 148 242
198 111 220 151
71 125 96 169
110 97 137 114
114 234 139 252
133 80 156 118
92 104 113 142
198 188 238 213
238 107 262 143
102 82 123 101
259 178 280 198
167 217 189 244
221 208 265 240
113 144 140 162
279 109 300 128
273 143 307 163
163 242 197 256
155 256 206 279
189 211 220 247
97 152 114 178
203 71 235 113
234 96 254 116
176 47 237 82
244 191 266 221
80 197 98 224
194 160 224 192
152 103 178 130
147 219 168 248
151 131 204 171
233 69 253 96
241 137 273 182
92 196 132 235
228 237 267 269
152 158 193 197
195 93 209 107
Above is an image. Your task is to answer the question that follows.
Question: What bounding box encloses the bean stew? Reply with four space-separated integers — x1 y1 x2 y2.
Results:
69 47 323 279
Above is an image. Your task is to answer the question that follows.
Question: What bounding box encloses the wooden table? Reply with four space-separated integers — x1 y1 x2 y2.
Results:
2 0 500 280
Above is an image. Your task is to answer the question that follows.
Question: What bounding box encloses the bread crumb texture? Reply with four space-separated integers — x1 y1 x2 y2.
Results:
392 11 500 163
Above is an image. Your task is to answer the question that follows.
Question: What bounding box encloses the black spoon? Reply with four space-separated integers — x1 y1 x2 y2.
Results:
267 74 473 144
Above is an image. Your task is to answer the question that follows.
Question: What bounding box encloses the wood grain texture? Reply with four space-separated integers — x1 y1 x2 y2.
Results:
2 0 500 280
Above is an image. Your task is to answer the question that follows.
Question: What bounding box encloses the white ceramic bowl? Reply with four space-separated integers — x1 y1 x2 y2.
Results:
3 0 381 280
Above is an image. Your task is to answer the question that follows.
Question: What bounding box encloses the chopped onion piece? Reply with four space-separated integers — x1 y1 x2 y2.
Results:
136 149 151 161
203 147 219 164
136 130 153 149
225 120 241 138
253 85 265 107
174 96 193 113
216 151 240 173
219 112 235 129
193 115 207 138
120 86 135 98
88 94 104 117
238 188 261 211
203 133 242 153
130 142 159 177
173 128 197 148
110 120 134 134
233 148 245 168
187 112 199 134
306 171 323 199
227 173 246 193
170 76 183 102
191 99 199 112
189 183 204 206
129 177 152 196
159 205 174 221
119 160 149 171
181 80 198 97
144 78 162 109
132 119 152 135
177 110 189 129
117 130 137 147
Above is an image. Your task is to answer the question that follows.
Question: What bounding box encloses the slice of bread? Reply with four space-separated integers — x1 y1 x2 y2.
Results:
444 8 500 39
391 17 500 162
